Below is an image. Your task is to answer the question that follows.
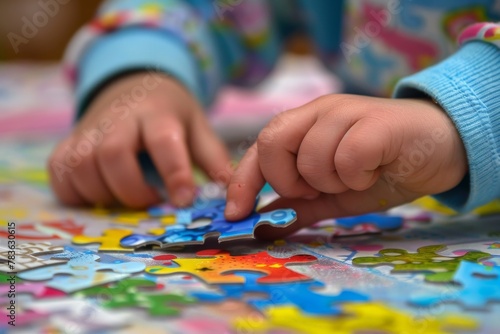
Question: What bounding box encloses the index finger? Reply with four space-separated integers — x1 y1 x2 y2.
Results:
225 143 265 220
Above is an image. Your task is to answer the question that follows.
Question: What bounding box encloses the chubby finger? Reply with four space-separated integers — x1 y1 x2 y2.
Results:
225 143 265 220
47 140 88 206
189 113 232 185
69 147 115 206
96 122 161 208
296 118 353 193
256 109 320 199
335 118 399 191
141 113 195 207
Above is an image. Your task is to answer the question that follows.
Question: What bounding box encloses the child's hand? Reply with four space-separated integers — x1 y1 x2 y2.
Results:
225 95 467 237
49 72 230 208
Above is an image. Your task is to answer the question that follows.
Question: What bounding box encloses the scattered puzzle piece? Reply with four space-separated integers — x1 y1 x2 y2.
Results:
148 198 227 224
25 298 133 331
0 280 65 303
77 278 195 316
192 271 368 315
352 245 490 282
336 214 403 230
0 242 66 273
0 219 84 241
17 252 145 293
122 203 297 248
411 261 500 309
146 249 316 284
0 309 48 328
234 303 478 334
91 208 177 226
72 228 134 252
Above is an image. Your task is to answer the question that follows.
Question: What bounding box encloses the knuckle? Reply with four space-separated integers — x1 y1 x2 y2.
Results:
257 127 279 152
147 131 182 148
297 160 322 178
314 94 358 116
97 139 123 163
257 113 293 153
335 146 363 176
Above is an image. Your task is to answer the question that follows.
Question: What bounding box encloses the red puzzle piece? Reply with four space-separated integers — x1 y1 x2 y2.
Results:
147 250 317 284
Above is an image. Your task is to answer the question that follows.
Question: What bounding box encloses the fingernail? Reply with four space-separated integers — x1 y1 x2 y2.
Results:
175 187 194 207
225 201 238 217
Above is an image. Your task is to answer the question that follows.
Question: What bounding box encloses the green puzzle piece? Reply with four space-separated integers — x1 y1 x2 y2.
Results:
76 278 195 316
352 245 490 282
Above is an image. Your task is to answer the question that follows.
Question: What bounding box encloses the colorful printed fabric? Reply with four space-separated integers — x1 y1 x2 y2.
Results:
458 22 500 47
64 0 280 105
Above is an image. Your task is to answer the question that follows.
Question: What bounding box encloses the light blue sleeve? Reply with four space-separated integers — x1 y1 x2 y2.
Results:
76 27 201 118
394 41 500 212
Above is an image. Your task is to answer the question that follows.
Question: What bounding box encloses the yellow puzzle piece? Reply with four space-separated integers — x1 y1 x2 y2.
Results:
234 303 478 334
91 209 175 226
72 229 134 252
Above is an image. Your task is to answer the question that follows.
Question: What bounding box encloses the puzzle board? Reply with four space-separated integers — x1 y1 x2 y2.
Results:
2 138 500 334
1 63 500 334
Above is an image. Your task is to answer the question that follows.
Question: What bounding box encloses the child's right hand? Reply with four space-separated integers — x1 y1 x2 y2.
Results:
48 72 230 209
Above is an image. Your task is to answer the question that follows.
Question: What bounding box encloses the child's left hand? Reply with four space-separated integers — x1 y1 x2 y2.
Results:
225 94 468 238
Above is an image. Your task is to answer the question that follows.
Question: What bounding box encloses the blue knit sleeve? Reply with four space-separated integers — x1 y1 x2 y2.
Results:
394 40 500 213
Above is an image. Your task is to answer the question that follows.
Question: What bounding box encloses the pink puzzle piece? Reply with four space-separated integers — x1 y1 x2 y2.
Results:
0 281 65 303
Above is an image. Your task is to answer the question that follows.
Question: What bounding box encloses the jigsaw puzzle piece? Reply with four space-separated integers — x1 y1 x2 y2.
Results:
0 242 66 273
336 214 403 230
0 309 48 328
72 228 134 252
146 249 316 284
352 244 490 282
234 303 478 334
25 298 133 331
77 277 195 316
121 207 296 248
411 261 500 309
149 198 227 224
192 271 368 315
0 280 65 303
17 253 145 293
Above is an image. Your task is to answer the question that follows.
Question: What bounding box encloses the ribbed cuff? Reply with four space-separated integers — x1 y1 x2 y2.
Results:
76 27 202 118
394 42 500 213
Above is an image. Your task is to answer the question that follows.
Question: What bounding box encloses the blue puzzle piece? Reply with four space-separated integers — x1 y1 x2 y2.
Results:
336 214 403 230
148 198 227 224
191 272 368 315
18 251 146 293
122 200 296 248
411 261 500 309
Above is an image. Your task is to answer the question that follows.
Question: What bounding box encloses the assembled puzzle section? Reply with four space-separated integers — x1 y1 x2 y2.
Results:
411 261 500 309
352 244 490 282
192 271 369 315
0 242 67 273
146 249 317 284
121 198 297 248
76 278 196 316
17 250 146 293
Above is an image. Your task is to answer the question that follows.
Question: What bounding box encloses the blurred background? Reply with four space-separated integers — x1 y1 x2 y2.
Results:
0 0 313 61
0 0 101 61
0 0 336 140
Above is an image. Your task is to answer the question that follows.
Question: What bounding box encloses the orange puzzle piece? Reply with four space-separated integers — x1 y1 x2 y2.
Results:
146 249 317 284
